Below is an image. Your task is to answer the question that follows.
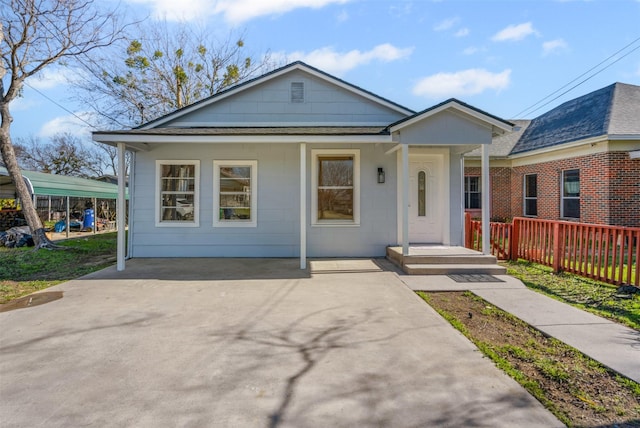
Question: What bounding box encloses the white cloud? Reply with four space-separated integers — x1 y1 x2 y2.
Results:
277 43 414 76
9 97 41 112
433 17 459 32
216 0 351 24
38 112 96 139
336 9 349 22
491 22 539 42
462 46 480 55
125 0 350 23
127 0 210 21
389 2 412 18
542 38 568 56
26 68 70 90
455 28 469 37
412 68 511 98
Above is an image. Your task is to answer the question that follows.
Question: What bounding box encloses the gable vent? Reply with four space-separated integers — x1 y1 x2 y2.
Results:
290 82 304 103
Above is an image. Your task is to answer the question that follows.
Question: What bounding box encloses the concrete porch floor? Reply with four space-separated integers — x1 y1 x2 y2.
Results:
386 245 507 275
389 244 482 256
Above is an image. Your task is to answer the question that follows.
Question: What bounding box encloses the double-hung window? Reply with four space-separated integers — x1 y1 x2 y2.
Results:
524 174 538 216
156 160 199 226
312 149 360 225
464 176 481 209
213 160 257 227
561 169 580 219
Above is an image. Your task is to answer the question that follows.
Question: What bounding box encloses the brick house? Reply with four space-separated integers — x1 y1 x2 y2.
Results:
464 82 640 227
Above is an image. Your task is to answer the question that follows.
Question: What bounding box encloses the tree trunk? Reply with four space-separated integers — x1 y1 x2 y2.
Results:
0 101 59 249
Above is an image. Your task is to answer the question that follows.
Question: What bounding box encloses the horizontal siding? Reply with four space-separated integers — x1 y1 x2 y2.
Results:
165 70 406 126
130 142 398 258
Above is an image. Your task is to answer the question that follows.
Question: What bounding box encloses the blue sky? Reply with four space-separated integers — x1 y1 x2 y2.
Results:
8 0 640 141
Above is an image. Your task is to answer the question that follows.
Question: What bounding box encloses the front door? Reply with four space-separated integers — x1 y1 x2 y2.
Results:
409 156 444 243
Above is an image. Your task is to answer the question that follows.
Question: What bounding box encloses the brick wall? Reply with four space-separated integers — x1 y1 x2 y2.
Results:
510 152 638 226
608 152 640 227
464 166 512 221
465 151 640 227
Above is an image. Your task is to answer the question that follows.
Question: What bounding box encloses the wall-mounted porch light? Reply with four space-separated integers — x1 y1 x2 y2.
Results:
377 167 385 184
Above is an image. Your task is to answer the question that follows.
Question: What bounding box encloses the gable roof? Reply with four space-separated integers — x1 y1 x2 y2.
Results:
388 98 514 136
138 61 416 130
510 82 640 155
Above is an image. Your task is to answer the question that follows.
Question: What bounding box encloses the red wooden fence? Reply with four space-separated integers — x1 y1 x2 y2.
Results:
464 213 639 286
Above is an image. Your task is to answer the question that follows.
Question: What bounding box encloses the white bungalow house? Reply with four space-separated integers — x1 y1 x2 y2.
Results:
93 61 513 270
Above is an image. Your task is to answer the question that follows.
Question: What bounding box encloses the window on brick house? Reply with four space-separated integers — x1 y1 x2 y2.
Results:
464 176 481 209
561 169 580 219
524 174 537 216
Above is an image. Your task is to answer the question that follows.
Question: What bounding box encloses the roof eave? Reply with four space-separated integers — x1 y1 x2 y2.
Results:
93 133 393 145
389 100 513 134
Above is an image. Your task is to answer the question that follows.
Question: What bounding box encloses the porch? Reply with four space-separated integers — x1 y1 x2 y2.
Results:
386 245 506 275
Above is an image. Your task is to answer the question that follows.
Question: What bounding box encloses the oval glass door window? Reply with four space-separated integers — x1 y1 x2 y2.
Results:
418 171 426 217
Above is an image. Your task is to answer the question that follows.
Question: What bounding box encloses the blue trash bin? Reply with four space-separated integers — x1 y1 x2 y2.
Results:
83 208 94 230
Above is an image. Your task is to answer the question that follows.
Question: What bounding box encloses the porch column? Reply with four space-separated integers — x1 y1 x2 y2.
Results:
481 143 490 255
401 144 409 256
116 142 126 271
299 142 307 269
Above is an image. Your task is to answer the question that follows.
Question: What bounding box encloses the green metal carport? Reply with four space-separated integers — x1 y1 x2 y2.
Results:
0 167 121 199
0 167 126 236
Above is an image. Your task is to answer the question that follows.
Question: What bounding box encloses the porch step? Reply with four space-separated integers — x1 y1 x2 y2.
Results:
403 263 507 275
399 254 499 265
386 246 507 276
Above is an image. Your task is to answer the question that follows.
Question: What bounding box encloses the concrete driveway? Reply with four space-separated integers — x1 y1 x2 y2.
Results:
0 258 561 427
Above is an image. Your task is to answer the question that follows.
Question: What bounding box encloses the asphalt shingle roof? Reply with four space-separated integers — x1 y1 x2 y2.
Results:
510 82 640 155
467 120 531 157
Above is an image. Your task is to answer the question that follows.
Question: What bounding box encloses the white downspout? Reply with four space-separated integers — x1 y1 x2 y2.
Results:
300 142 307 269
481 143 490 255
117 142 126 271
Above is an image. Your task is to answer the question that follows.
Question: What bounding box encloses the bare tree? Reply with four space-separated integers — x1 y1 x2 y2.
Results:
1 0 127 248
74 22 274 128
15 133 103 177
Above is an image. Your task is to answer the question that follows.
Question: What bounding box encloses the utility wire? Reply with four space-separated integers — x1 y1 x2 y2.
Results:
513 34 640 118
23 80 99 131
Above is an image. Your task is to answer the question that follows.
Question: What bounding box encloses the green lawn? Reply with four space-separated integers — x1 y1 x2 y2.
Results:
0 233 117 304
503 260 640 331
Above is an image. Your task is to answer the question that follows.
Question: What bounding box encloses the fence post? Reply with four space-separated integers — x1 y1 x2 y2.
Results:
510 218 520 261
464 212 471 248
552 222 562 273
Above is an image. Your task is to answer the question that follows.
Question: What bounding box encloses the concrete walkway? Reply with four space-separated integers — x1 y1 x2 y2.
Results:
399 271 640 384
0 258 562 428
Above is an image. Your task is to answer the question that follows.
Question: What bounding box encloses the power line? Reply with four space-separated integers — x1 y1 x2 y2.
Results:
22 80 99 131
512 35 640 118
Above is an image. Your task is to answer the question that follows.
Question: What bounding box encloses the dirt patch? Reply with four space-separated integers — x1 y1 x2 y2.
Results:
0 291 63 312
422 291 640 427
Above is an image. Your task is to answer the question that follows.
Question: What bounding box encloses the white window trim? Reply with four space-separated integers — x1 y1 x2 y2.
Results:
560 169 580 219
523 173 537 217
464 176 481 210
213 160 258 228
311 149 360 227
155 160 200 227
